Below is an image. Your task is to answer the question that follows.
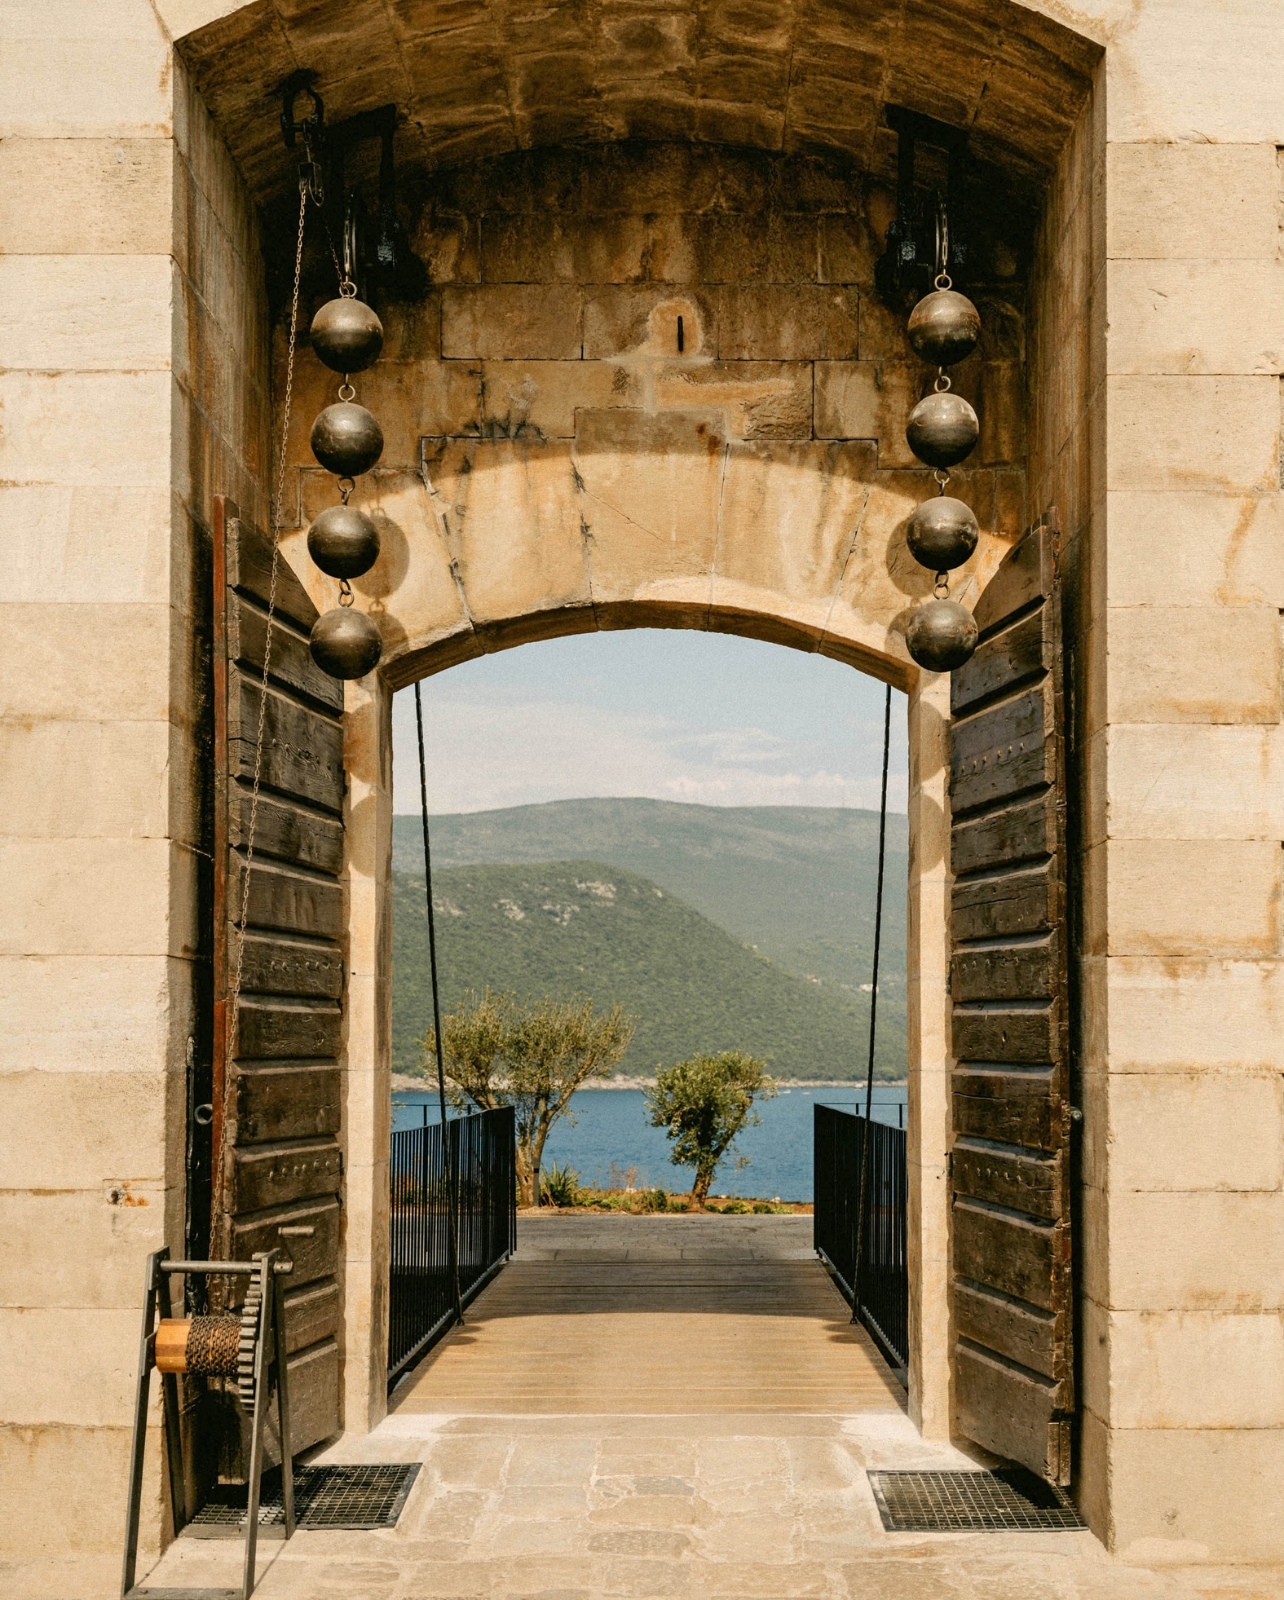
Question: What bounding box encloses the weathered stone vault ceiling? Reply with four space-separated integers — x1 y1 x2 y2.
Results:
178 0 1099 206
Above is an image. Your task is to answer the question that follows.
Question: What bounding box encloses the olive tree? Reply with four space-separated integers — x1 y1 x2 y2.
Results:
645 1050 777 1210
422 989 636 1206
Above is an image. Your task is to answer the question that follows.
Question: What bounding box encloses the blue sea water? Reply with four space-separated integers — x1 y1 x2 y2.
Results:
391 1083 908 1203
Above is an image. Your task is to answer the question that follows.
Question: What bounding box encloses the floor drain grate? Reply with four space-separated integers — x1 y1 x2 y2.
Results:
186 1463 420 1533
868 1468 1086 1532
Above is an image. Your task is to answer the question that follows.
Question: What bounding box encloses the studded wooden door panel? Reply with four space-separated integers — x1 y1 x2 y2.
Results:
948 519 1074 1486
212 497 344 1454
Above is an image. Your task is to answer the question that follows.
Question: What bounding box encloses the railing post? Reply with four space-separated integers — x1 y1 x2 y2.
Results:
813 1102 909 1377
387 1106 520 1386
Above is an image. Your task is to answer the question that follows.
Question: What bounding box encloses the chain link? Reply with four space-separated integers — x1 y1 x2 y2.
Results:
227 184 308 1063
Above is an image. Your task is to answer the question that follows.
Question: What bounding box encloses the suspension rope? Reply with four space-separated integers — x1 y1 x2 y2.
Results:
227 183 308 1071
414 681 464 1326
852 680 892 1325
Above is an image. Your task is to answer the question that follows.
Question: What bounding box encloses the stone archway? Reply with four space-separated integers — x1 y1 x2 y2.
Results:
168 0 1100 1523
251 122 1055 1442
20 0 1284 1568
341 595 956 1441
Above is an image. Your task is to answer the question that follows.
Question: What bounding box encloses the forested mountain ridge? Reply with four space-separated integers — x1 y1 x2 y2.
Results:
391 797 907 997
392 856 906 1083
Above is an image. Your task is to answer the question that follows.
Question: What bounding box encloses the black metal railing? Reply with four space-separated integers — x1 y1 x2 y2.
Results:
388 1105 516 1382
814 1103 909 1376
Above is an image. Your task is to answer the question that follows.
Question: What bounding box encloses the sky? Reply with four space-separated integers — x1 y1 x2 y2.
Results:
391 630 909 817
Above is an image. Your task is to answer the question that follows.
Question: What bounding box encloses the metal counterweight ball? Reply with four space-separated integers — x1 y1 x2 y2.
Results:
311 402 384 477
308 504 381 580
905 598 979 673
310 607 383 680
906 391 979 469
908 289 981 367
310 297 384 374
907 496 979 572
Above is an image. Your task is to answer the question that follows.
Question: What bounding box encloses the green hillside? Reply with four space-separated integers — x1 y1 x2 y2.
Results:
392 860 906 1083
391 799 907 1000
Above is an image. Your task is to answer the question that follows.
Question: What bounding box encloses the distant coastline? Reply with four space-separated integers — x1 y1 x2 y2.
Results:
392 1073 907 1094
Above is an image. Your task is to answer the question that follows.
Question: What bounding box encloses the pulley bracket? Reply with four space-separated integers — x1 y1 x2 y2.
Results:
875 105 971 308
279 70 326 203
327 103 400 290
276 75 421 298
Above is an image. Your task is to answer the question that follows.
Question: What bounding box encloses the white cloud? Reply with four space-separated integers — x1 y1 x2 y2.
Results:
394 691 909 815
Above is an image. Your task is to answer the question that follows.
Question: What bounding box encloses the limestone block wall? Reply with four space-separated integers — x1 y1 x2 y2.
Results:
0 5 268 1559
5 0 1284 1574
1090 134 1284 1560
1026 63 1284 1560
278 144 1028 682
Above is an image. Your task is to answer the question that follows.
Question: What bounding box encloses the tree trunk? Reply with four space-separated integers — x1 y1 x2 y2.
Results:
688 1168 714 1211
514 1146 536 1207
527 1115 552 1209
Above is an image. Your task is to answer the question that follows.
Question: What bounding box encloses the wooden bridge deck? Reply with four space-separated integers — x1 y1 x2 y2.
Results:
392 1214 905 1416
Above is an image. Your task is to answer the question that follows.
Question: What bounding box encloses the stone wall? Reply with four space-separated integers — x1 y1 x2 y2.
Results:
1091 139 1284 1560
1026 64 1284 1561
0 18 269 1561
6 0 1284 1576
275 139 1034 1449
279 143 1029 678
1017 59 1284 1557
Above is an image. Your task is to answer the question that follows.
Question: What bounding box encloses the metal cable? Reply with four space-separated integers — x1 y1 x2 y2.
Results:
852 681 893 1324
414 681 464 1326
227 186 308 1064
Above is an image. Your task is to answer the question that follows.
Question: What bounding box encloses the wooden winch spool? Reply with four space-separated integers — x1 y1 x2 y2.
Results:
122 1250 295 1600
154 1315 241 1377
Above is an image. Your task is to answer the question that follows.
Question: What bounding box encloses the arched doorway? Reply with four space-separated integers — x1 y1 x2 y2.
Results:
175 0 1099 1529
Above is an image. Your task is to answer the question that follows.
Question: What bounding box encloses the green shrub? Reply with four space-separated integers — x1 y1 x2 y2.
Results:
752 1201 774 1214
636 1188 669 1213
541 1160 581 1207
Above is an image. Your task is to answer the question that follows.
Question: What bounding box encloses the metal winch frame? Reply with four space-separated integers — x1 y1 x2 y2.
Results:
121 1247 295 1600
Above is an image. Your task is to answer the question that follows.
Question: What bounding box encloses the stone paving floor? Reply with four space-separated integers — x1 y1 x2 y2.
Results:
19 1216 1284 1600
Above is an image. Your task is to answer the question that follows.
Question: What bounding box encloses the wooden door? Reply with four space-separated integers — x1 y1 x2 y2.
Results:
947 518 1074 1485
211 498 345 1455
